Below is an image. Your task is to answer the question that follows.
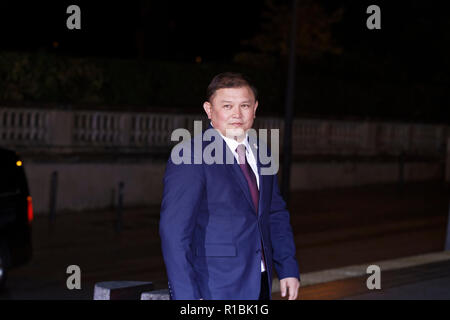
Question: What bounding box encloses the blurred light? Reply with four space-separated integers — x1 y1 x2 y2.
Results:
27 196 33 224
53 41 59 48
16 160 22 167
195 56 202 63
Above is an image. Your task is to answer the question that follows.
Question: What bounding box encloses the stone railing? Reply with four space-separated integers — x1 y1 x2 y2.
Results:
0 107 448 157
0 109 49 145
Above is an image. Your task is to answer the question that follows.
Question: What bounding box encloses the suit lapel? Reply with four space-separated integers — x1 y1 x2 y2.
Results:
206 124 262 215
225 142 257 213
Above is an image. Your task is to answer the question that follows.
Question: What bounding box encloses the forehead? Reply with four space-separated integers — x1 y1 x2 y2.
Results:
211 86 255 103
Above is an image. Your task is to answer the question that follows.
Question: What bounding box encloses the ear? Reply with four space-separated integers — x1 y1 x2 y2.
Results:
203 101 212 119
253 100 258 118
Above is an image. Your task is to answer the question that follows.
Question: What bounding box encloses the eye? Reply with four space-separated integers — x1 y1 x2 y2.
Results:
223 104 232 109
241 104 250 109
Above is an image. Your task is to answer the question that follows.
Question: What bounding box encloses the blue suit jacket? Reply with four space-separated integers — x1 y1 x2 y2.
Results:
159 127 300 300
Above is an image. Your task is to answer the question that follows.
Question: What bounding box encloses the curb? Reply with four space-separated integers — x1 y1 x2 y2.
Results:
271 250 450 293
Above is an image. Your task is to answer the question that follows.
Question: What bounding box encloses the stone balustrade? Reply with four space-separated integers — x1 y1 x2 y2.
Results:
0 107 448 157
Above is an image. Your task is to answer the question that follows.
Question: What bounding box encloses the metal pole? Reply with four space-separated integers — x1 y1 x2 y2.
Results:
49 171 58 224
443 138 450 250
445 200 450 251
115 181 124 233
398 150 405 194
281 0 298 206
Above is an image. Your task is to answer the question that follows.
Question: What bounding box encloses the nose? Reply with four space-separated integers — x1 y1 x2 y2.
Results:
232 106 242 118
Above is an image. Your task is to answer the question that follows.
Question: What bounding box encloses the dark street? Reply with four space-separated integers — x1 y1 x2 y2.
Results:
1 182 448 299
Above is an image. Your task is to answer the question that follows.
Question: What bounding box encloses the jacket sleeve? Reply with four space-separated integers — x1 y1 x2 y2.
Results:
159 155 205 299
269 174 300 281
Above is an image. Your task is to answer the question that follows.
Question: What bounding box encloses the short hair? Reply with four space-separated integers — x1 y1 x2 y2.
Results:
206 72 258 102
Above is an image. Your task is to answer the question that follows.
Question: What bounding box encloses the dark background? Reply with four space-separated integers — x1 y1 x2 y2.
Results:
0 0 449 120
1 1 450 300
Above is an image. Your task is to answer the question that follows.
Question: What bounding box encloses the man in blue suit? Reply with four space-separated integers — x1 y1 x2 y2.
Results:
159 72 300 300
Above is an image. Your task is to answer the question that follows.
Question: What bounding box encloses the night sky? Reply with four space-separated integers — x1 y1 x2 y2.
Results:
1 1 266 60
1 1 448 121
1 1 447 62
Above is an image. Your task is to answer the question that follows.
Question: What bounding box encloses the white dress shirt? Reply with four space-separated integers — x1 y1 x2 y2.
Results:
212 123 266 272
218 132 260 190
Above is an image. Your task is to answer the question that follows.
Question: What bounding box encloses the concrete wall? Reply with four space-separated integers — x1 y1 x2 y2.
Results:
25 160 166 215
290 161 442 190
3 107 446 214
25 159 442 215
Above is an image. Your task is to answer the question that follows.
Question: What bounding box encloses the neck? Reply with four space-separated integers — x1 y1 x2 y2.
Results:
221 129 247 143
232 135 246 143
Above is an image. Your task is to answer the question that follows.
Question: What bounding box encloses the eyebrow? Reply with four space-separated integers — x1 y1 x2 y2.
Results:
219 100 252 103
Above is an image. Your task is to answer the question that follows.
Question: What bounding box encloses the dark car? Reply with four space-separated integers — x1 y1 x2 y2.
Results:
0 147 33 290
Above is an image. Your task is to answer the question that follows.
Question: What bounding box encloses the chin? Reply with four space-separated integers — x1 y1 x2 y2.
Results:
225 127 245 138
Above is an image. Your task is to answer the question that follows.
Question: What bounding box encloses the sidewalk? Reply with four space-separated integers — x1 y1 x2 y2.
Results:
272 251 450 299
2 181 449 299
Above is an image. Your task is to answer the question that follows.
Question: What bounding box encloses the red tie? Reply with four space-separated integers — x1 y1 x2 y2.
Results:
236 144 259 213
236 144 266 270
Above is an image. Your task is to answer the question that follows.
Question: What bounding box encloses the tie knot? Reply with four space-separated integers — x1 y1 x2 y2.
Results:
236 144 246 164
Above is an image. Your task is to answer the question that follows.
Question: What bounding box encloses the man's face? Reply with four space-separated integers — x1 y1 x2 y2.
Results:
203 86 258 141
